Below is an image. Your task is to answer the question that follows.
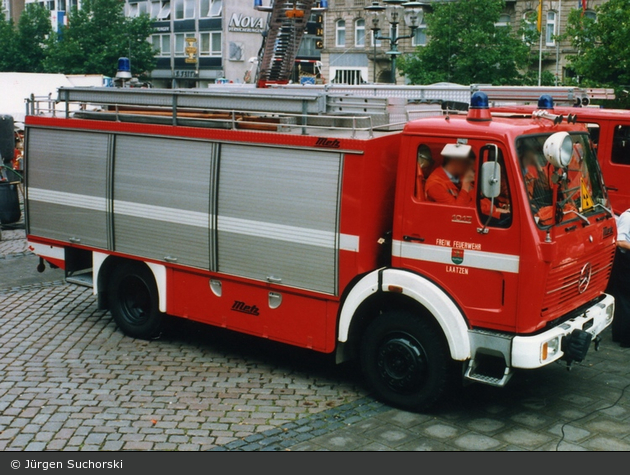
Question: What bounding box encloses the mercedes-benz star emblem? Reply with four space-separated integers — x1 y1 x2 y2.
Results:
578 262 592 294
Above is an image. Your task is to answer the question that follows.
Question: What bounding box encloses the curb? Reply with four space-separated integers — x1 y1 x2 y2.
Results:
211 396 387 451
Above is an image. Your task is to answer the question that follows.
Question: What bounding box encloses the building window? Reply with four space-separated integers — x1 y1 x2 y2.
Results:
128 2 138 17
336 19 346 47
137 1 148 16
152 34 171 56
412 17 427 46
68 0 77 10
371 30 382 47
200 31 222 56
58 0 65 11
584 10 596 21
332 68 366 85
200 0 221 18
174 0 184 20
522 10 537 43
150 1 160 18
157 0 170 20
183 0 194 18
175 33 195 56
546 11 557 46
355 18 365 47
495 13 510 28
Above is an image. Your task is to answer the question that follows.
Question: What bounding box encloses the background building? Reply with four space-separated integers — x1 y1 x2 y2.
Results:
321 0 607 85
24 0 79 32
139 0 323 87
2 0 25 22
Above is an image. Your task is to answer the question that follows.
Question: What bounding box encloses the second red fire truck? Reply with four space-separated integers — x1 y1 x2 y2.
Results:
24 87 616 410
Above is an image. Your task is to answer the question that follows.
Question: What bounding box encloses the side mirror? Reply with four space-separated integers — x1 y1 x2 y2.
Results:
543 132 573 168
481 161 501 199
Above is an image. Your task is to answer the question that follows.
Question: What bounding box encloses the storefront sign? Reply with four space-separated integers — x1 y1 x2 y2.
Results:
174 70 199 78
228 13 265 33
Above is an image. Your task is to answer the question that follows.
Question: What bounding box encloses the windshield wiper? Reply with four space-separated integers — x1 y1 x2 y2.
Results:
563 209 591 226
593 203 613 217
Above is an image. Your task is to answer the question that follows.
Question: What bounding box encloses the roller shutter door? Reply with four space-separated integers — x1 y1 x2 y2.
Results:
113 135 215 270
217 144 342 294
27 128 110 249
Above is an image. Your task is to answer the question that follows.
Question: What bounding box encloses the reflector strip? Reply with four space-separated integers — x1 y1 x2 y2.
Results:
392 240 520 274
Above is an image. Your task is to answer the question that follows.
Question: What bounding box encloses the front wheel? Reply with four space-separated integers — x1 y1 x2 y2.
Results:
360 310 451 411
108 262 164 340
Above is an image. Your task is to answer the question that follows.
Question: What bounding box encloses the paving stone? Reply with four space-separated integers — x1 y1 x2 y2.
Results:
498 428 552 449
363 426 419 448
547 424 591 442
452 433 503 451
584 437 630 451
397 437 456 451
466 418 506 434
308 431 367 451
375 409 431 428
419 423 463 440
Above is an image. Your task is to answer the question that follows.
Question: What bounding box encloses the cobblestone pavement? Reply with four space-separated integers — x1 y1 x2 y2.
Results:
0 229 30 259
2 234 630 451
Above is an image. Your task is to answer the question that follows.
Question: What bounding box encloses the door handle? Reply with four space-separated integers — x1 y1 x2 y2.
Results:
607 186 619 192
403 235 425 243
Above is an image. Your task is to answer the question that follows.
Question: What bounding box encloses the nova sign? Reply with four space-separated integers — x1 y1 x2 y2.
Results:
228 13 265 33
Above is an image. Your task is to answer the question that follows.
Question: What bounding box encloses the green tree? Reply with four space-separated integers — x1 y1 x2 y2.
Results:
0 6 51 73
0 13 18 72
44 0 156 77
564 0 630 108
13 4 51 72
399 0 530 85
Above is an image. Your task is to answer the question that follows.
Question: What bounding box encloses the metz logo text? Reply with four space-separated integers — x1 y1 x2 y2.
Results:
231 301 260 316
315 137 341 149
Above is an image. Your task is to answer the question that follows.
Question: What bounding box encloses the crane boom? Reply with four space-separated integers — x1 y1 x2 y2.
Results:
254 1 327 88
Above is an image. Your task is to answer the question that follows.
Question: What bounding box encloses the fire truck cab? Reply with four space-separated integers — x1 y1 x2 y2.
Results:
496 99 630 215
24 88 616 410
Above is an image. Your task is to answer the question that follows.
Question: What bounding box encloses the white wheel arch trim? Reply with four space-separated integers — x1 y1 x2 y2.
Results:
338 268 471 361
93 252 168 313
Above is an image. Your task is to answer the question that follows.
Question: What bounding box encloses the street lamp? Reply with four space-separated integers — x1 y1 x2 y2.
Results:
365 1 425 84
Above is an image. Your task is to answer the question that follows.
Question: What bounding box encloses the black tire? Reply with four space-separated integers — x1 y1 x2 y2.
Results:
108 262 164 340
360 310 451 411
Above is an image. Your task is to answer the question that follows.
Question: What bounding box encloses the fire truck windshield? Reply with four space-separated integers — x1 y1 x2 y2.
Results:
516 133 607 227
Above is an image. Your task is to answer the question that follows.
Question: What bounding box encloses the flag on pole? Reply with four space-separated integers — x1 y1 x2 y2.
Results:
537 0 543 32
581 0 588 14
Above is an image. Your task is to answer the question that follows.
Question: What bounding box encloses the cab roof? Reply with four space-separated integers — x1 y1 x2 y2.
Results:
403 113 587 142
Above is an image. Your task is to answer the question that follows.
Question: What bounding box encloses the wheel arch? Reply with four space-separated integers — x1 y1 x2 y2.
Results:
337 268 471 362
93 252 167 313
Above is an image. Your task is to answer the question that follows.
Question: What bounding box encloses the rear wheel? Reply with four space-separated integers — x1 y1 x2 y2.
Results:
360 310 450 411
108 262 164 340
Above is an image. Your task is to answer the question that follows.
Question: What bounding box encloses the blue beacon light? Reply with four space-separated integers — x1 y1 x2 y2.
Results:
538 94 554 110
468 92 492 122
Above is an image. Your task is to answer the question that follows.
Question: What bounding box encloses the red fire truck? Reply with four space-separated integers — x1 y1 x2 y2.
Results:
495 99 630 215
24 87 616 410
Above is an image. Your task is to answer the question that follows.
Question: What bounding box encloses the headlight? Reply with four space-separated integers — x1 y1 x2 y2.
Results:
605 302 615 322
542 337 561 362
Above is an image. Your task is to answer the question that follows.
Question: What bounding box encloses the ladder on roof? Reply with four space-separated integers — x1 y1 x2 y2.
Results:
273 83 616 106
255 1 321 88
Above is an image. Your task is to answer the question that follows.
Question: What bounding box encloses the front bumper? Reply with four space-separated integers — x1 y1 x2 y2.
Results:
511 294 615 369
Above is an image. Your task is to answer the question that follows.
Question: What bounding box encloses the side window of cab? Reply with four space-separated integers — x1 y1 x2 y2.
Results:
477 144 512 228
612 125 630 165
414 144 435 200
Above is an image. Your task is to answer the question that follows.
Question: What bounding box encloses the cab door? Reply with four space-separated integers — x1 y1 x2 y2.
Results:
597 120 630 214
394 138 522 332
